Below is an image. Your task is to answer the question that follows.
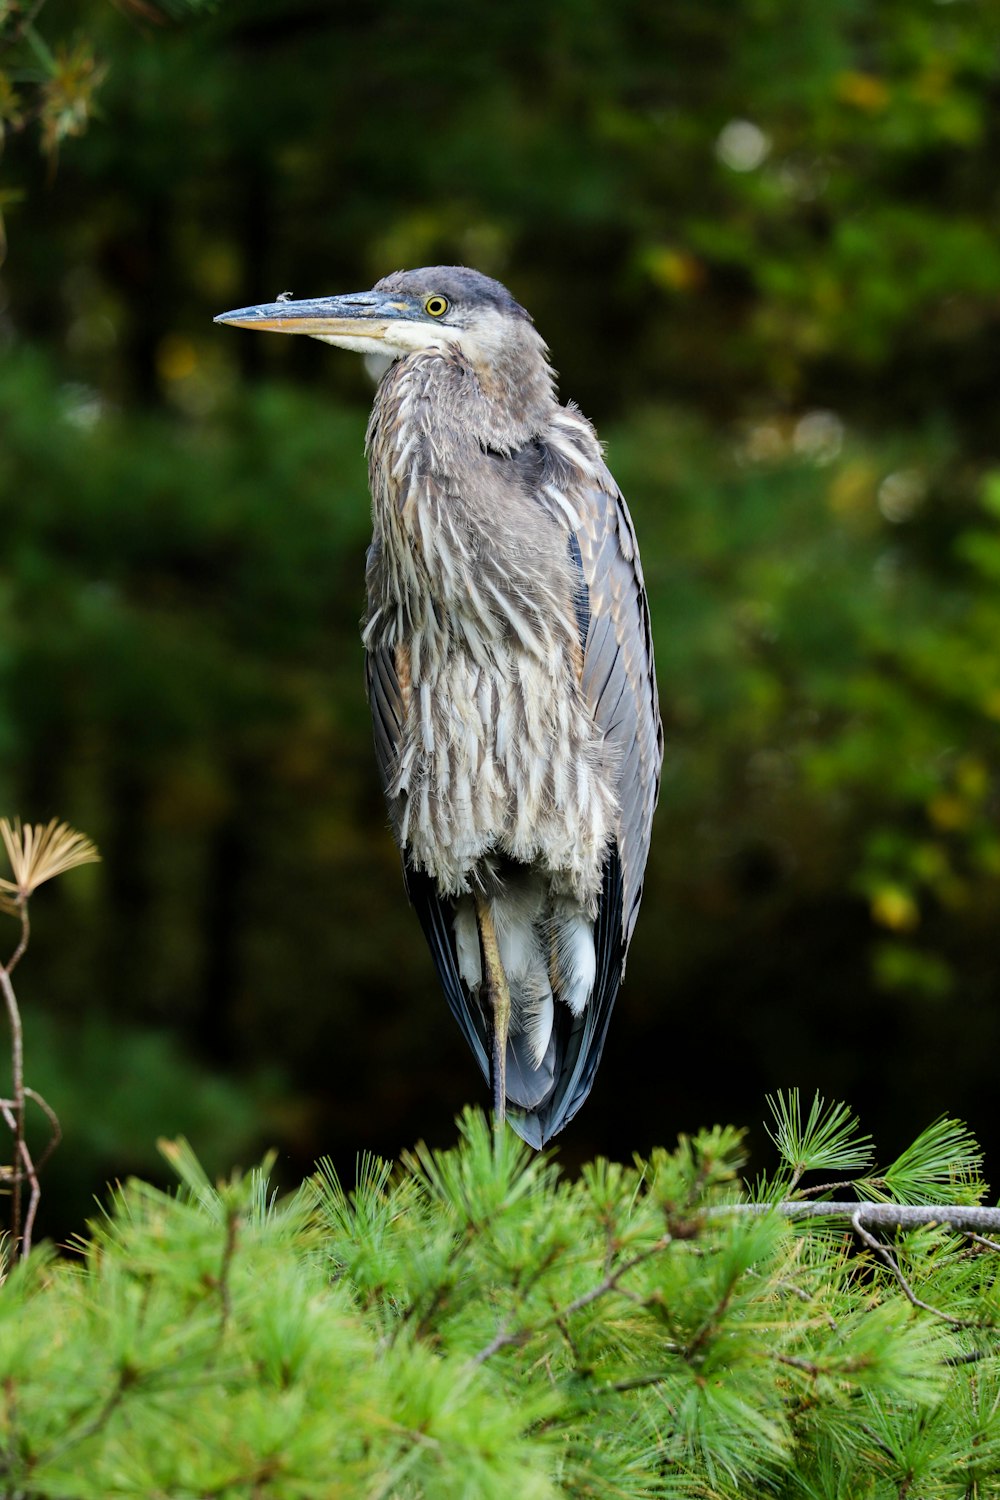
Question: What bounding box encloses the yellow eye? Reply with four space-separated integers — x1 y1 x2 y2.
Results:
424 295 449 318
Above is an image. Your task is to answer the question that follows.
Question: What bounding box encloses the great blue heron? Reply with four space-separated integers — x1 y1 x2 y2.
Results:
216 267 662 1147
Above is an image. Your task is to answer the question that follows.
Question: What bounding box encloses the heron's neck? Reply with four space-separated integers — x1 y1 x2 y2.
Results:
365 343 569 648
376 330 557 455
462 330 558 451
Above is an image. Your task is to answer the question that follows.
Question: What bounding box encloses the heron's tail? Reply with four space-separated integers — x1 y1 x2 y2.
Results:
404 852 624 1147
450 857 624 1140
452 875 555 1109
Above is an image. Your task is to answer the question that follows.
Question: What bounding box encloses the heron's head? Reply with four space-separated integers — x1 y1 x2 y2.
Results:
215 266 554 400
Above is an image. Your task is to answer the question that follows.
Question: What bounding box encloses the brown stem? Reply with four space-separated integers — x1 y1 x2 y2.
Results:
6 900 30 976
23 1086 61 1175
218 1208 239 1334
0 1105 40 1260
0 961 24 1252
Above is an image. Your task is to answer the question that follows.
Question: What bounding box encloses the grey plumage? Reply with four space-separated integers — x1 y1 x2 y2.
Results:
216 266 662 1146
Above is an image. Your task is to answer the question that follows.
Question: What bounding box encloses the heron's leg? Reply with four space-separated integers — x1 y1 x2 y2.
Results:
474 897 510 1127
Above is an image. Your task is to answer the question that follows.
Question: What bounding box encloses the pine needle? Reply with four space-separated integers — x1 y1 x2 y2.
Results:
0 819 100 900
877 1117 987 1207
765 1089 874 1185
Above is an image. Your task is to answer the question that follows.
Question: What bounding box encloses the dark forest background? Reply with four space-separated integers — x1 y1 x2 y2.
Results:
2 0 1000 1236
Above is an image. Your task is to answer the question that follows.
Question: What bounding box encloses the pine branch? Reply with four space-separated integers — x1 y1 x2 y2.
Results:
467 1232 673 1367
711 1201 1000 1233
33 1364 135 1470
5 1106 1000 1496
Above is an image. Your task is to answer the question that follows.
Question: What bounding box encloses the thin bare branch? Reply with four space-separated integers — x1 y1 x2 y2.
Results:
851 1211 970 1329
601 1369 676 1395
16 1135 40 1258
6 900 29 977
775 1353 823 1376
798 1177 886 1199
468 1323 527 1365
0 1101 40 1257
34 1367 133 1469
709 1200 1000 1235
0 963 25 1249
24 1086 61 1175
967 1233 1000 1254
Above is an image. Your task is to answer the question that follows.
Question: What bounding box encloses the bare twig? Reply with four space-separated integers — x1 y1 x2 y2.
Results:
0 959 25 1249
6 901 30 977
851 1212 970 1328
944 1347 998 1367
469 1323 527 1366
0 1104 38 1256
23 1086 61 1174
775 1353 823 1377
0 1100 52 1258
718 1201 1000 1333
967 1233 1000 1254
797 1177 886 1199
601 1369 677 1396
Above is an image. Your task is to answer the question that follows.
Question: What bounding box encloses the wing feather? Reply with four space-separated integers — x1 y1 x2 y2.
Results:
542 428 663 952
365 646 403 801
509 849 624 1145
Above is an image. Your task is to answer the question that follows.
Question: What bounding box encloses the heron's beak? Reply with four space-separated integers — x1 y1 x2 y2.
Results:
214 291 424 355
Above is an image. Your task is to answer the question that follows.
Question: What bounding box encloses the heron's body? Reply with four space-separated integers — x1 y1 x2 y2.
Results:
364 342 615 908
217 267 662 1146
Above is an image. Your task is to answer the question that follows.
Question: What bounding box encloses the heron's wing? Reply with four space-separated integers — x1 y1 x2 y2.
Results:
584 486 660 949
544 442 663 953
364 638 403 805
403 865 491 1080
364 636 493 1082
507 432 661 1146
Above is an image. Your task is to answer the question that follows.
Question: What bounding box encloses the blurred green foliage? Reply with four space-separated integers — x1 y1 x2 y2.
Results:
0 0 218 256
0 0 999 1224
